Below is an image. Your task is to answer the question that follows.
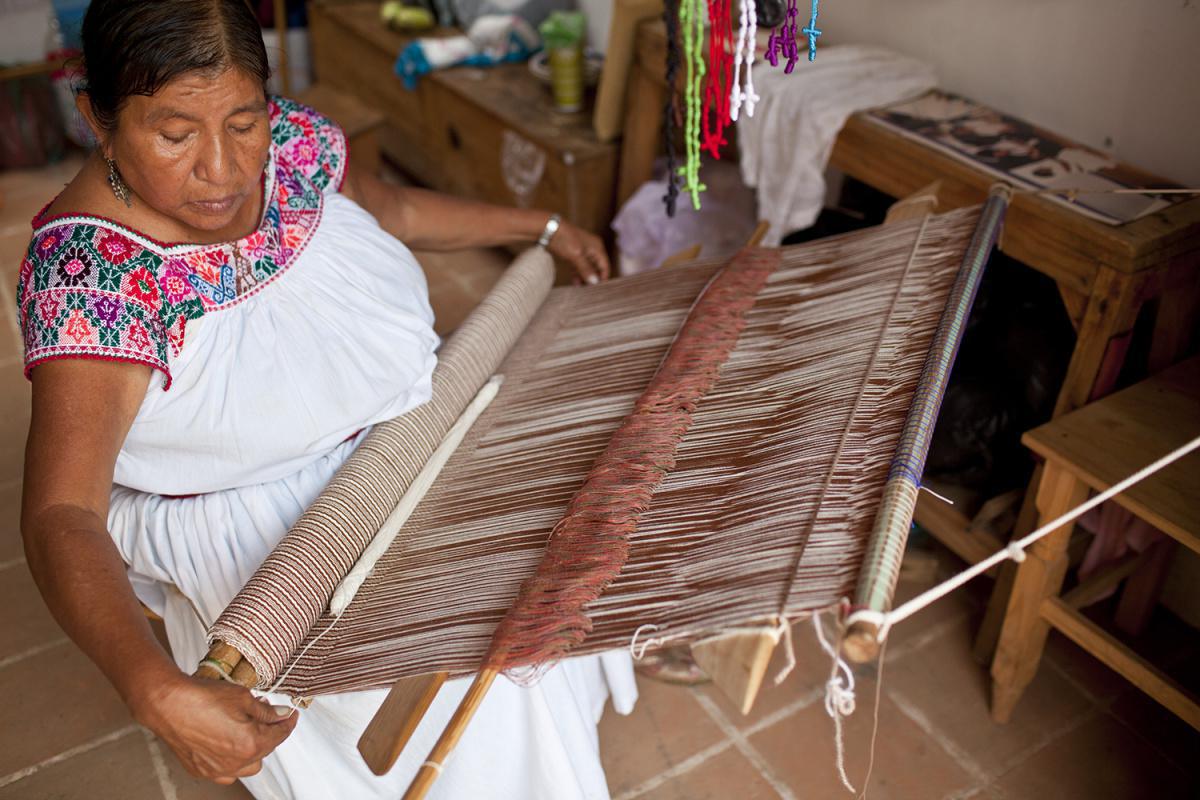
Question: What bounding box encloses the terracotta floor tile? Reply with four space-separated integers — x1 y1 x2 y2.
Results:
0 563 63 661
750 692 976 800
152 735 256 800
0 641 134 775
599 677 727 798
1042 629 1131 704
886 617 1092 777
992 711 1193 799
0 230 30 299
634 746 782 800
0 728 158 799
1107 687 1200 774
0 156 83 234
418 249 506 336
0 482 22 565
0 361 30 487
698 619 837 731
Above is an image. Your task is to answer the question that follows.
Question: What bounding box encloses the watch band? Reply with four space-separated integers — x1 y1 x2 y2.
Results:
537 213 562 248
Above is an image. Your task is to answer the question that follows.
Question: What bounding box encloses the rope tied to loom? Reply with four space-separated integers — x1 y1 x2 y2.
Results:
813 608 857 794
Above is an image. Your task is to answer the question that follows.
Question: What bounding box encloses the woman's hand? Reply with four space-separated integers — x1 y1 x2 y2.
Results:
134 674 299 784
546 220 611 285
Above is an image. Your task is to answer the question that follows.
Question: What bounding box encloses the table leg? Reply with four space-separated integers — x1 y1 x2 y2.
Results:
990 461 1089 723
617 64 666 208
1053 266 1147 416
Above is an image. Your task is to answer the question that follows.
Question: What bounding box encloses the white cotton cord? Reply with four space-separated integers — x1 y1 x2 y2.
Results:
772 615 797 685
266 616 340 696
813 610 857 794
422 760 445 776
629 624 667 660
854 433 1200 642
856 636 887 800
919 484 954 505
329 376 504 616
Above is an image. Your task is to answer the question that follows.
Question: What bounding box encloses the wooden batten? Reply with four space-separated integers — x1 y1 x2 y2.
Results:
690 629 779 715
359 672 449 776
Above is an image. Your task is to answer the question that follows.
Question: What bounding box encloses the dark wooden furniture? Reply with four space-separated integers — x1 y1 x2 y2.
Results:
307 1 619 236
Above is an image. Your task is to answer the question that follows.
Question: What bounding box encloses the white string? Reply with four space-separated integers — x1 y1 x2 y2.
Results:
812 611 857 794
271 618 343 695
421 760 445 775
772 615 797 685
919 485 954 506
629 624 667 660
848 434 1200 643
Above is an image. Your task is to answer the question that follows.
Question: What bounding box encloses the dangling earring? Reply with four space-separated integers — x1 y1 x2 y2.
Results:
106 157 132 207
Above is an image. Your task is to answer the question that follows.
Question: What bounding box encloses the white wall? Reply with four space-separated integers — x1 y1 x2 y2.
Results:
821 0 1200 185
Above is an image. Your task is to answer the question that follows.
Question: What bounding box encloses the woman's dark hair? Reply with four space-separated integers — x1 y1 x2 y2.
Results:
81 0 270 131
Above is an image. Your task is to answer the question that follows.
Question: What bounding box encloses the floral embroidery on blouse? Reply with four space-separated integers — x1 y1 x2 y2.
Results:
17 97 347 390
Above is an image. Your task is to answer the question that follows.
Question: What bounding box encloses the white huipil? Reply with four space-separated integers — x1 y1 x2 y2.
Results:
74 105 638 799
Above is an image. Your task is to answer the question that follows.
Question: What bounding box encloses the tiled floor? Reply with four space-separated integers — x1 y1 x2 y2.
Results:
2 159 1198 799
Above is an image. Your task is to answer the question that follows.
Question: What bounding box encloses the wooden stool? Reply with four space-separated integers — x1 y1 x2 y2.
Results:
990 356 1200 729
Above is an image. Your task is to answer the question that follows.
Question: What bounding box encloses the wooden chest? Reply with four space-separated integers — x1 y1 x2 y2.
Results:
308 2 619 237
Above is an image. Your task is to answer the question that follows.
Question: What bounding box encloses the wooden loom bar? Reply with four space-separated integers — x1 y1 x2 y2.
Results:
845 184 1012 662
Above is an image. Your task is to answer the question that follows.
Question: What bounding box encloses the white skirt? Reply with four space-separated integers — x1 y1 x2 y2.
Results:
109 432 638 800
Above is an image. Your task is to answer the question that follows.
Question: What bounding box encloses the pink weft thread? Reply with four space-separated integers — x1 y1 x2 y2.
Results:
485 248 781 676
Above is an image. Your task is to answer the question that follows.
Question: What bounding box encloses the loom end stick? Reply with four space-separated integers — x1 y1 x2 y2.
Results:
358 671 449 776
690 629 778 715
403 668 498 799
842 620 881 664
196 641 259 688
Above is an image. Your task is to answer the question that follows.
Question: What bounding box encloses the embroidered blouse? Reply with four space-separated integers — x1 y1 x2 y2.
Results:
18 96 347 389
14 97 439 495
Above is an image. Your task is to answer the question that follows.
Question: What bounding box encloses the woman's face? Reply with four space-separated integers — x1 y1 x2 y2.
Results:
102 68 271 234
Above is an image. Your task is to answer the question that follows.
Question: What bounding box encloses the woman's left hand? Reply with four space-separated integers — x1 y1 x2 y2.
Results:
546 221 611 285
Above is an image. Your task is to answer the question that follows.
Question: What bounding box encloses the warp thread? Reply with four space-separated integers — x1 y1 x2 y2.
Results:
482 249 780 677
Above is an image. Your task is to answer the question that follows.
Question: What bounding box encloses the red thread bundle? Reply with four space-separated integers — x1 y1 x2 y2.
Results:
484 248 781 676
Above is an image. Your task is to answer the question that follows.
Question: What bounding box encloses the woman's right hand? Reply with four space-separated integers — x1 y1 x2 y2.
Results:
133 673 299 784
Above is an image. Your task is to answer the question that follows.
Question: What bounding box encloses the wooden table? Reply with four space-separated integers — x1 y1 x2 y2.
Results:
622 19 1200 572
308 1 619 237
990 357 1200 729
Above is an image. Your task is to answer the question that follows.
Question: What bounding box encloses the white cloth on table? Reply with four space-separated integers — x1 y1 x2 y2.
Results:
100 154 636 798
737 45 937 245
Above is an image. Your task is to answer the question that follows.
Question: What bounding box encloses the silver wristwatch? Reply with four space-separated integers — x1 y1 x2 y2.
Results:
537 213 562 248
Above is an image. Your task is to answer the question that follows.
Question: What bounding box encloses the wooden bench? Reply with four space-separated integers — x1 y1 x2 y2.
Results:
990 356 1200 729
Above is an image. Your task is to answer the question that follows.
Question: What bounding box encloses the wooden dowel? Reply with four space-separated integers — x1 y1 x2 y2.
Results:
195 640 259 688
842 619 880 664
745 220 770 248
402 668 498 800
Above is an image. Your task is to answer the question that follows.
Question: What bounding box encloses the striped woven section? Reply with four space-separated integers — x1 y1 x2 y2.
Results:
261 206 983 696
208 249 555 685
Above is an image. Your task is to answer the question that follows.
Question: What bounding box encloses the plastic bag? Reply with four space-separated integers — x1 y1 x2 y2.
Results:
614 161 758 275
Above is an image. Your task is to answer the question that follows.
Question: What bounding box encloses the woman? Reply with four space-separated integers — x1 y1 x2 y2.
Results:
17 1 635 797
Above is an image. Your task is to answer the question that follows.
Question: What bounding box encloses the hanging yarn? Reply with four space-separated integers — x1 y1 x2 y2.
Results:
678 0 707 209
729 0 760 122
701 0 734 158
662 0 683 217
765 0 820 72
765 0 800 72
